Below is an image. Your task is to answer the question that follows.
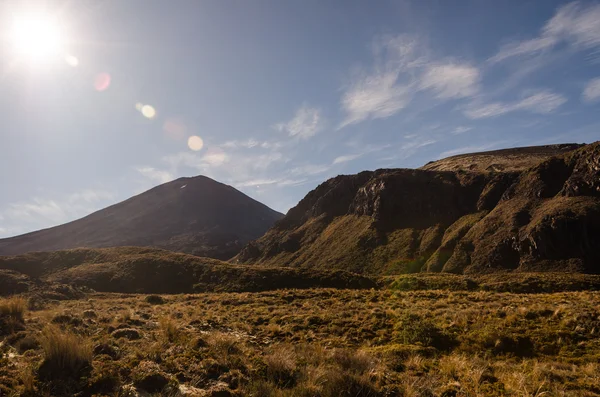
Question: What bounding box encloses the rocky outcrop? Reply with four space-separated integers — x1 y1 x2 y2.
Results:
236 142 600 274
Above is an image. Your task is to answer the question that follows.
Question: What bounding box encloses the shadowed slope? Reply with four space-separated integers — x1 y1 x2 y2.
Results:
0 247 376 293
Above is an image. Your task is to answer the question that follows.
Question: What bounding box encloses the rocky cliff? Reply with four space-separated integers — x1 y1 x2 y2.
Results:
235 143 600 274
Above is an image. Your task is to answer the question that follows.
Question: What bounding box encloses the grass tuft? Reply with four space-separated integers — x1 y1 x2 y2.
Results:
38 325 93 379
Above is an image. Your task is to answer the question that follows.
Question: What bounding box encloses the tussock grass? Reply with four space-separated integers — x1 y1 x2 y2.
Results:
0 296 26 322
158 316 183 343
0 296 27 334
38 325 92 378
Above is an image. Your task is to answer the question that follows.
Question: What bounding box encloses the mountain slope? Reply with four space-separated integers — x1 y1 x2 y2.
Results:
0 176 283 260
235 142 600 274
420 143 583 173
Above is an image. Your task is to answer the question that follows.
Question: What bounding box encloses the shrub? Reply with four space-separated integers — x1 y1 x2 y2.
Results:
159 316 182 343
145 295 165 305
0 296 26 334
264 345 298 387
320 370 381 397
331 349 376 374
393 313 457 350
38 325 93 379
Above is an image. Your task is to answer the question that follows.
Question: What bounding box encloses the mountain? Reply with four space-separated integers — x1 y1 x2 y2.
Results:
235 142 600 274
0 176 283 260
0 246 376 294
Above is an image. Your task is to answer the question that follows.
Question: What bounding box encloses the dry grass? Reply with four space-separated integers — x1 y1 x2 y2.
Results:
38 325 93 378
0 296 26 335
2 279 600 395
0 296 26 322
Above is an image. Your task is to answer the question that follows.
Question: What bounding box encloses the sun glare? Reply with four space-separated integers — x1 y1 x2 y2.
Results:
9 14 63 61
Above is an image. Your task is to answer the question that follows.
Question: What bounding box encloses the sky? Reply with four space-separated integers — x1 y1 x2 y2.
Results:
1 0 600 238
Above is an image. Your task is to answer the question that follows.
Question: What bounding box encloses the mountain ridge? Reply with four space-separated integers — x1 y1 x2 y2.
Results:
235 142 600 274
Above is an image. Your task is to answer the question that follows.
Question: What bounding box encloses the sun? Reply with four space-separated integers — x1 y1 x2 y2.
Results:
9 14 63 61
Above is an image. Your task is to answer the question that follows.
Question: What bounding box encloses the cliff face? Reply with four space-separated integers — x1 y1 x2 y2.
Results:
235 143 600 274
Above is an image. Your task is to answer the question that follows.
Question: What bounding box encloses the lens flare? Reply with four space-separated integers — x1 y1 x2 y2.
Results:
94 73 111 91
163 118 187 140
141 105 156 119
187 135 204 151
65 54 79 67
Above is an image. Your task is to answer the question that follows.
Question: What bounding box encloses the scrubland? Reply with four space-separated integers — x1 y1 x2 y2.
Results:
2 274 600 396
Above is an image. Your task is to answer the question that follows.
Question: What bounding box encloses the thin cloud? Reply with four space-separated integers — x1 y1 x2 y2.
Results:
221 139 260 149
0 188 117 237
452 126 473 135
464 89 567 119
289 164 332 176
401 139 437 150
135 166 175 184
583 77 600 102
333 153 363 164
489 2 600 63
419 63 480 99
274 105 324 139
339 35 480 128
340 70 413 128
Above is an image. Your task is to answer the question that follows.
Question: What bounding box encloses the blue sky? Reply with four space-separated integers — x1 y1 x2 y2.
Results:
1 0 600 237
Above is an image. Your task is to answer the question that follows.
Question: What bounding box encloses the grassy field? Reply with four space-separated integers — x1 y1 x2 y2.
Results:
2 275 600 396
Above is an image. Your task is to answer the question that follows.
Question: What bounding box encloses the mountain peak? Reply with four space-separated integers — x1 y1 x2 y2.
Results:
0 176 283 260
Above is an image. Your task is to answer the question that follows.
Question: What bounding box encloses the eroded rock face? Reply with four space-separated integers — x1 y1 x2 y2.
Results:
236 142 600 274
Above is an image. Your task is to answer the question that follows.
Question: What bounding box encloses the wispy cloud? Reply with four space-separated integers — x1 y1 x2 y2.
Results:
340 70 413 128
464 89 567 119
583 77 600 102
339 35 480 128
401 139 437 150
333 153 363 164
451 126 473 135
289 164 332 176
0 188 116 237
274 105 324 139
135 166 175 184
221 139 260 149
489 2 600 63
419 63 480 99
5 198 66 225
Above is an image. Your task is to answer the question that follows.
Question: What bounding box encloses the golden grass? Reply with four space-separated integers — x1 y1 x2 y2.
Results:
2 281 600 396
38 325 92 377
0 296 26 322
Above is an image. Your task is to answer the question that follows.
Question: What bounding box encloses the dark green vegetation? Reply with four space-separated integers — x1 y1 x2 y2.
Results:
2 277 600 396
0 247 375 294
236 143 600 275
0 176 283 260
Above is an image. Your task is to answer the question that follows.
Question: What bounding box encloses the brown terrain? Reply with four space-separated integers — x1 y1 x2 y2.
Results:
235 142 600 275
420 143 584 173
0 176 283 260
